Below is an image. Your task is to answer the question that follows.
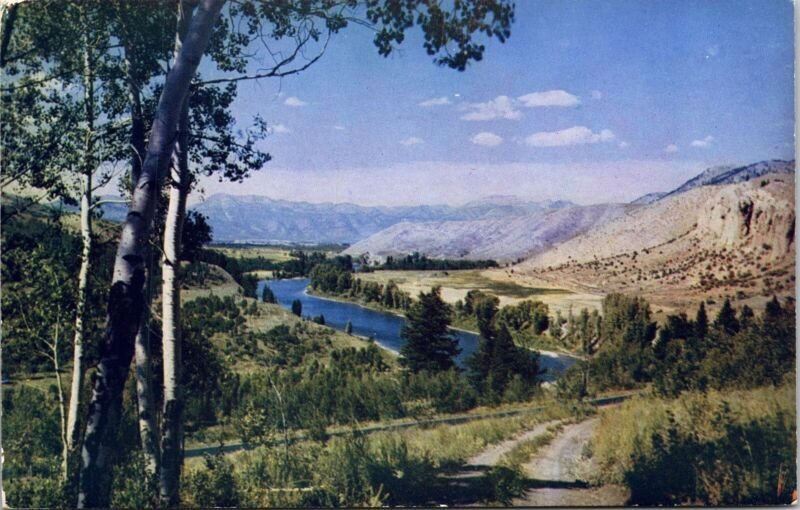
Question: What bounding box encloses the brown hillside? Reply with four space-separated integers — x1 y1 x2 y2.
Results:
506 174 795 313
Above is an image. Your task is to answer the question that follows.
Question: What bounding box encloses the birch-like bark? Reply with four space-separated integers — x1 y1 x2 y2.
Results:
77 2 225 506
158 106 190 507
134 300 160 479
65 170 91 461
65 17 95 486
51 316 68 482
159 3 195 504
121 32 161 480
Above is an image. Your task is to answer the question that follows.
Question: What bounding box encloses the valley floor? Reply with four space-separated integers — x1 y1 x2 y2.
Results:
355 268 604 314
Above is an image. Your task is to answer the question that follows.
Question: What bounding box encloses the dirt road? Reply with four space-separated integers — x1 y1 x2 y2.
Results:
465 419 561 468
514 417 629 506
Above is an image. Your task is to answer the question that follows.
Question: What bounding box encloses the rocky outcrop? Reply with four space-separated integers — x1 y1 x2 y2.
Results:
696 177 794 259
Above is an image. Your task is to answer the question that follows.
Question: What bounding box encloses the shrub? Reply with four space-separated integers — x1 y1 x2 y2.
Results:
591 384 796 505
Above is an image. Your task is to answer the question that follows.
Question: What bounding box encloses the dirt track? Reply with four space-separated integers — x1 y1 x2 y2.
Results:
465 419 561 468
513 417 629 506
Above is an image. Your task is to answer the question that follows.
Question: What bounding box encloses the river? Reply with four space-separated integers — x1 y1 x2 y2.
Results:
259 278 578 381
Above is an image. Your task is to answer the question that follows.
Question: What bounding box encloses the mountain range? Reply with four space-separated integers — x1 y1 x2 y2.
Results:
189 194 575 244
94 159 794 264
346 160 794 262
630 159 794 204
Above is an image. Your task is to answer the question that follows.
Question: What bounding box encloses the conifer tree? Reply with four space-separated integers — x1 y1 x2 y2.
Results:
695 302 709 338
291 299 302 317
714 298 740 335
400 287 460 372
261 285 276 304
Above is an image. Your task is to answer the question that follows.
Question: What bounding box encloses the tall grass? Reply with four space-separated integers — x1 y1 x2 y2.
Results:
590 382 796 505
185 400 583 507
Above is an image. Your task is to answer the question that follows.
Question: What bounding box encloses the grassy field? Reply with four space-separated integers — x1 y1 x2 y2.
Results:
356 268 604 315
208 245 296 262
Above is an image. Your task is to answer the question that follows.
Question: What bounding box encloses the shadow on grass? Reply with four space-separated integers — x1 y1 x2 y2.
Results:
424 464 591 506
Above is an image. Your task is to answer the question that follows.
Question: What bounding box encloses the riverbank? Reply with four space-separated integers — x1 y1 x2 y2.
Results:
305 286 582 362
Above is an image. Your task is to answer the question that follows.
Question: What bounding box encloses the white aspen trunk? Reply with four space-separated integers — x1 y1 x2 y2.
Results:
77 1 225 506
65 172 91 464
122 38 161 480
159 5 196 508
52 320 68 482
158 133 189 507
159 4 196 504
66 17 95 490
134 314 160 478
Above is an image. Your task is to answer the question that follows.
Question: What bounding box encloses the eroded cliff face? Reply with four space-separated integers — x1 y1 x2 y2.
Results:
696 178 794 259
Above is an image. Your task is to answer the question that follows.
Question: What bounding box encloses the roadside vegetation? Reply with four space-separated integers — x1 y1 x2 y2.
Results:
590 383 795 505
553 292 795 505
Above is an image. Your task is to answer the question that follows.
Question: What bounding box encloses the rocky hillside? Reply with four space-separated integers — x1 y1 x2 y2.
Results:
343 203 632 262
190 193 574 244
513 174 795 310
660 159 793 200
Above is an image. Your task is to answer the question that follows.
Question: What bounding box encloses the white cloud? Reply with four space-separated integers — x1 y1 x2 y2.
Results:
470 132 504 147
332 125 345 131
284 96 307 107
705 44 719 59
399 136 424 146
524 126 615 147
690 135 715 148
664 144 680 153
419 96 452 107
517 90 580 108
590 90 603 100
460 95 521 121
270 123 292 134
618 141 630 149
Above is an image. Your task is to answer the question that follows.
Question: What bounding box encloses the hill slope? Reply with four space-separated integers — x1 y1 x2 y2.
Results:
344 204 633 263
512 174 795 310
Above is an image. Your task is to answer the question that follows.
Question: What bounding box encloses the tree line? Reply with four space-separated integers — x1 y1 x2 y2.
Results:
557 293 795 398
378 252 498 271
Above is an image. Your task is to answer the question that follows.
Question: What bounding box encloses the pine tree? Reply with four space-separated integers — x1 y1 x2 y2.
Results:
695 302 709 338
291 299 302 317
713 298 740 335
488 324 518 394
261 285 276 304
399 287 460 372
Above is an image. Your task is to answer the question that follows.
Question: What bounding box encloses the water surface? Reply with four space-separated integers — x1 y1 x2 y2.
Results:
259 278 577 380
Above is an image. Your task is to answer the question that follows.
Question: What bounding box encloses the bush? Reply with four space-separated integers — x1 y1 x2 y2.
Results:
481 466 526 505
592 384 796 505
182 453 240 508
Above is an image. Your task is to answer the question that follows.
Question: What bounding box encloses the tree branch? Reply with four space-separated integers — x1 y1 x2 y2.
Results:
195 29 330 86
90 199 129 211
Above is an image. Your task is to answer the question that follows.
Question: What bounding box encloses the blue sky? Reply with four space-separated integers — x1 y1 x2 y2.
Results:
195 0 794 206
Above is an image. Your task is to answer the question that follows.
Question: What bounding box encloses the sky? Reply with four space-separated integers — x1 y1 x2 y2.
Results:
193 0 795 207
